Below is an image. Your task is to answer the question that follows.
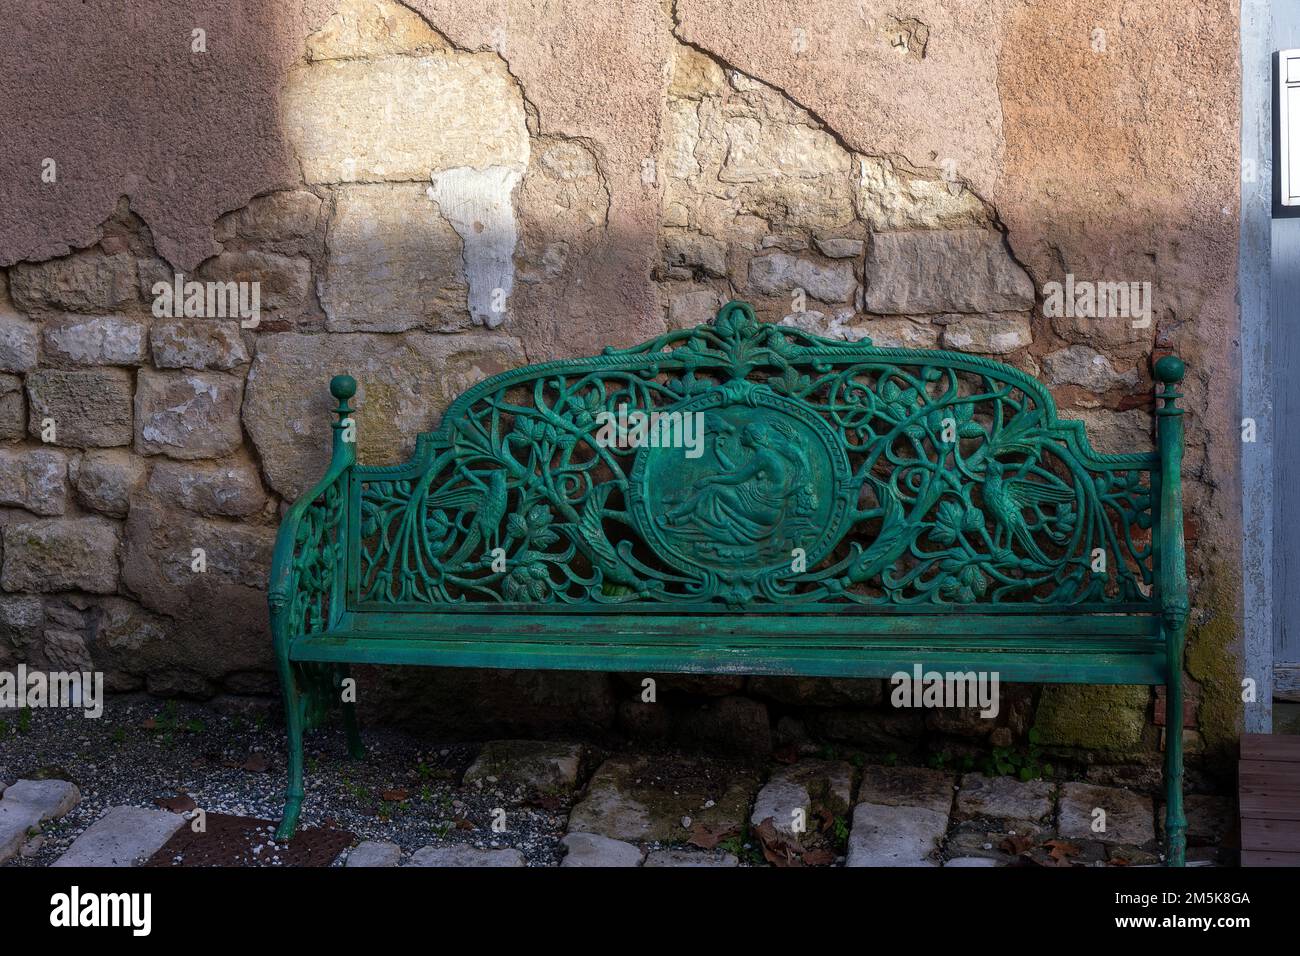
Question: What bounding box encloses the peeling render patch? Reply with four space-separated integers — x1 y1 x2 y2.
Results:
428 166 522 329
321 183 469 333
282 54 529 185
657 40 1004 326
280 0 534 333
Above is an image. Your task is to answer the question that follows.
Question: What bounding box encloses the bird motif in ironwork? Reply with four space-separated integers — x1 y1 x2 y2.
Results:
981 457 1074 568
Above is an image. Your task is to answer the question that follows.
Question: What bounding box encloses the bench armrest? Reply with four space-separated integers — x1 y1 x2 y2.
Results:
269 376 358 646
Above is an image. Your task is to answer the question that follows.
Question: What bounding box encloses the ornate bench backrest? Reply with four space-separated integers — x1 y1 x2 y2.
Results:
348 302 1162 613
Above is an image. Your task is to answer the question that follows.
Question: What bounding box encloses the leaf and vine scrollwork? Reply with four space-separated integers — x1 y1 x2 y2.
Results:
276 476 348 637
352 305 1157 611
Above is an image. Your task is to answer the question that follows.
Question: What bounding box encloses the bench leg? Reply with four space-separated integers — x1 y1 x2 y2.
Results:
1164 670 1187 867
338 665 365 760
1164 753 1187 866
276 661 306 842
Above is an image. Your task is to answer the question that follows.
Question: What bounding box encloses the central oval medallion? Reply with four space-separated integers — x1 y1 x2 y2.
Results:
628 386 851 580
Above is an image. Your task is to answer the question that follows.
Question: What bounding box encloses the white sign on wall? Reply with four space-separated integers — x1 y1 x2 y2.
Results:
1279 50 1300 209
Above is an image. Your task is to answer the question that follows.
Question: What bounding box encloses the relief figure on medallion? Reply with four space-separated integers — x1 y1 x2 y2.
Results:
659 418 816 564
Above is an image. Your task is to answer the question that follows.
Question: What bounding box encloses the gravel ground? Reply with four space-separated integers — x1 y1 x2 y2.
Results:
3 696 1217 868
0 695 577 867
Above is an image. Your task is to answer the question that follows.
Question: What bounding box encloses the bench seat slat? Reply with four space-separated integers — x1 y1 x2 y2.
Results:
315 627 1161 652
290 633 1166 684
331 611 1160 639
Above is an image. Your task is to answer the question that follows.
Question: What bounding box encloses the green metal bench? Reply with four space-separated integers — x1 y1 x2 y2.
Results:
268 301 1190 864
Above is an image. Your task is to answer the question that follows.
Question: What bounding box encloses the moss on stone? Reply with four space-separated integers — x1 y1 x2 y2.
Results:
1184 571 1242 768
1033 684 1151 750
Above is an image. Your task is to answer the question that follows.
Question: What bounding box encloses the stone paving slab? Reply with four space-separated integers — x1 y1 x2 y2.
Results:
344 839 402 867
559 832 644 867
53 805 185 867
462 740 586 794
567 756 760 844
406 844 526 867
0 778 81 864
856 765 955 815
643 848 739 867
750 759 853 849
1 815 35 863
845 803 947 867
954 773 1054 827
1058 782 1156 846
946 819 1042 863
2 778 81 817
944 856 1002 867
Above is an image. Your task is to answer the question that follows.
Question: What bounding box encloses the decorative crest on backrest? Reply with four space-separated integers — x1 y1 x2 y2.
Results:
352 302 1158 612
599 299 872 381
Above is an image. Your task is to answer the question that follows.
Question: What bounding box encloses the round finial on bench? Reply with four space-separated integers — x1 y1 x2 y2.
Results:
1154 355 1185 384
330 375 357 401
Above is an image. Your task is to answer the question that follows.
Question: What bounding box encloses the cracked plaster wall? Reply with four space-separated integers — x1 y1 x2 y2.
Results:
0 0 1242 762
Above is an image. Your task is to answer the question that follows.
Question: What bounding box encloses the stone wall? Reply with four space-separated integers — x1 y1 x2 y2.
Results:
0 1 1241 766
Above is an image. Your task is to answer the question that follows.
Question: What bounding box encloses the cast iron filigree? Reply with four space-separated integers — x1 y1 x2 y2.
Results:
349 303 1156 611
